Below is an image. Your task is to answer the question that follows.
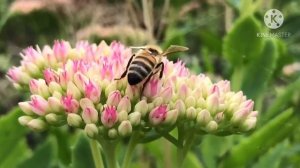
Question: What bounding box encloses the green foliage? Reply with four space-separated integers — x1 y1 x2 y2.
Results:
223 16 263 66
71 133 95 168
0 108 29 167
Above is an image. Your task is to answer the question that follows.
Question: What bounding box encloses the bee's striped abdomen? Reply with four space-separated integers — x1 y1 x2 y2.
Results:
127 55 155 85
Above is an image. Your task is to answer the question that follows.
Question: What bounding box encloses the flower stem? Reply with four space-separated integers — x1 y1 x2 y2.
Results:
176 129 196 168
121 132 139 168
102 141 118 168
89 139 104 168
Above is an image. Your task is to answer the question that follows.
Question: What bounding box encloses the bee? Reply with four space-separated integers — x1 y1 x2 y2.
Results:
115 45 188 95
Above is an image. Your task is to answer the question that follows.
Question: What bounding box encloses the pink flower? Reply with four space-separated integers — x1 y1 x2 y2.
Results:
149 105 168 125
101 106 118 128
44 68 59 84
143 79 160 98
61 95 79 113
53 40 70 62
84 80 101 103
29 95 49 115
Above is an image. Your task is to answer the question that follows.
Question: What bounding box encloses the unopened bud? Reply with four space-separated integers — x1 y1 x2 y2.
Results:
206 93 219 115
19 102 33 115
67 82 82 99
79 98 95 109
128 112 141 126
101 106 118 128
118 110 128 122
118 120 132 137
18 116 33 126
106 91 122 107
164 109 178 125
134 100 148 117
67 113 82 127
82 107 98 124
205 121 218 132
185 96 196 108
186 107 197 120
27 119 47 132
48 97 63 113
105 81 117 97
85 123 98 138
153 97 163 107
45 113 64 125
241 117 257 131
49 82 63 94
159 87 173 103
108 128 118 139
117 96 131 112
196 97 206 109
174 100 186 118
196 109 212 126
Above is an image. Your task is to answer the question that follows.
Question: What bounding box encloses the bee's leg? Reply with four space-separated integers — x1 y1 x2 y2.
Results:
115 54 135 80
153 62 164 78
140 72 154 99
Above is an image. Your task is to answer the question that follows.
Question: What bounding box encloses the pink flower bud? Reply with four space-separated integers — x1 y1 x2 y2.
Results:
117 96 131 112
209 85 220 96
107 91 122 107
101 106 118 128
84 80 101 103
43 68 59 84
159 87 173 103
240 100 254 112
214 112 224 123
231 109 249 124
61 95 79 113
144 79 160 98
118 120 132 137
19 102 33 115
30 95 49 115
29 79 39 94
217 80 230 93
149 105 168 125
7 67 25 83
59 70 72 89
206 93 219 115
178 84 188 100
125 85 139 100
73 72 88 92
82 107 98 124
53 40 70 62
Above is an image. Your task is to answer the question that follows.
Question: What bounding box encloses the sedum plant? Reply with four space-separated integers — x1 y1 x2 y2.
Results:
7 40 258 168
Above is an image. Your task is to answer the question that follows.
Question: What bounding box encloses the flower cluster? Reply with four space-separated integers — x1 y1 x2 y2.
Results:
8 40 257 140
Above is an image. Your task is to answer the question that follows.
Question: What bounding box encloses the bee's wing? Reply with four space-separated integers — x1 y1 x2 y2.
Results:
162 45 189 56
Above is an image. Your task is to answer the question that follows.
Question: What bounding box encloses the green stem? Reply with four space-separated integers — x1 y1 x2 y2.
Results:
89 139 104 168
176 129 196 168
121 132 139 168
102 141 118 168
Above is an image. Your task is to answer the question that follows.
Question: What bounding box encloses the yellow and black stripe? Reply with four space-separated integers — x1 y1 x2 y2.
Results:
127 55 156 85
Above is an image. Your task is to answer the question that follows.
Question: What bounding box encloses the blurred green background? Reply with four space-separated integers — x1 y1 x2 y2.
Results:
1 0 300 168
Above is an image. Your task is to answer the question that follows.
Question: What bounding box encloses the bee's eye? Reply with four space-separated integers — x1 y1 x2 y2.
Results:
148 48 159 55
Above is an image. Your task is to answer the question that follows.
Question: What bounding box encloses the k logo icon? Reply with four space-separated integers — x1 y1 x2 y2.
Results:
264 9 284 29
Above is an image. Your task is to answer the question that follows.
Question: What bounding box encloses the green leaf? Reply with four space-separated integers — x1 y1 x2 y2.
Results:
220 108 298 168
223 16 263 65
0 107 28 165
263 77 300 122
252 140 289 168
18 136 56 168
0 138 31 168
241 39 279 100
71 133 95 168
